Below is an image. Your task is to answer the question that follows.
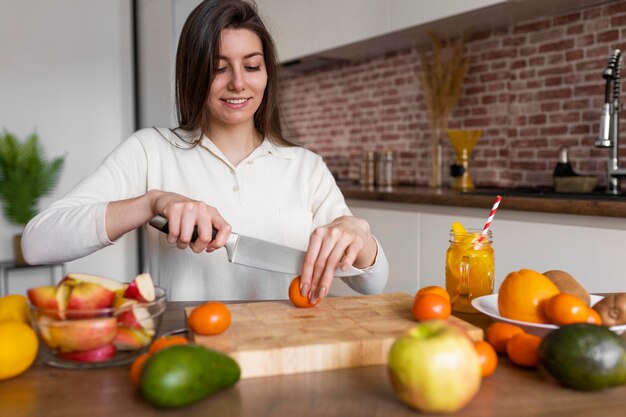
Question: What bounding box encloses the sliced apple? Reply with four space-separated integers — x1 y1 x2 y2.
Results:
123 273 155 303
116 304 154 331
57 343 116 363
49 317 117 352
27 286 58 309
62 272 127 292
113 326 152 351
28 285 70 319
112 297 137 309
65 282 115 317
35 314 58 349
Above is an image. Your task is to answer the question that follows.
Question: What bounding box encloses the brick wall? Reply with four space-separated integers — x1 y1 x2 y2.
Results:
278 1 626 190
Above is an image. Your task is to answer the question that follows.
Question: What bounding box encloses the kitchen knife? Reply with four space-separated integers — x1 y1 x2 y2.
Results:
148 215 363 277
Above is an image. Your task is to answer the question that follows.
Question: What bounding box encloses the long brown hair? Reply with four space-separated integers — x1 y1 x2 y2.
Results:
175 0 291 146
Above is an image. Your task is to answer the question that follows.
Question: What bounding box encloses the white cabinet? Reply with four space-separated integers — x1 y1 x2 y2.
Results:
258 0 505 63
259 0 607 64
343 200 626 296
329 205 420 296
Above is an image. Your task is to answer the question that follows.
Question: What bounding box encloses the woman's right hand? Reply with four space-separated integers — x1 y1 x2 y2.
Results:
149 190 231 253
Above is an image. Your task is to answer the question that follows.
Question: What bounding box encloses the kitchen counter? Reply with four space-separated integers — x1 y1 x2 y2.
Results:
339 183 626 218
2 301 625 417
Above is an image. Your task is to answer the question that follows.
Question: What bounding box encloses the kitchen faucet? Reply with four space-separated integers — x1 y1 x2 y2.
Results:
595 49 626 194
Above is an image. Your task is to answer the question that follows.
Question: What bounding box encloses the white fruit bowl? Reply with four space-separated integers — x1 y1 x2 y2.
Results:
29 282 166 369
471 294 626 338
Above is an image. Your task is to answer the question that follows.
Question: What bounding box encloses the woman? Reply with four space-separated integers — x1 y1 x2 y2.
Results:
22 0 388 302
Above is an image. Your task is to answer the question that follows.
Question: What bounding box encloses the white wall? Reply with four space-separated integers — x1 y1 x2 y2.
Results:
0 0 137 294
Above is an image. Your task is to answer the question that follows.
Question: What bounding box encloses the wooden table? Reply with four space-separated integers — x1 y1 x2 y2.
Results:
1 301 624 417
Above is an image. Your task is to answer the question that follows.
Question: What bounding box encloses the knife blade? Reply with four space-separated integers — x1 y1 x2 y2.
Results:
148 215 363 277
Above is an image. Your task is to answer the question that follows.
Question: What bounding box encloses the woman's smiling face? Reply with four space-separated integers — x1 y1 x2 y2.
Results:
206 28 267 130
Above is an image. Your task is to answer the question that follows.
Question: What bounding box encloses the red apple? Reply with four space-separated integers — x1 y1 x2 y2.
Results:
61 272 127 292
388 320 481 414
65 282 115 317
112 296 137 308
27 285 70 319
27 286 57 308
113 326 152 351
116 305 154 331
35 315 58 349
123 273 155 303
49 317 117 352
57 343 116 363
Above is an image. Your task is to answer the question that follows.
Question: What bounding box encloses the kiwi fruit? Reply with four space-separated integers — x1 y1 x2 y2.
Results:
543 270 591 306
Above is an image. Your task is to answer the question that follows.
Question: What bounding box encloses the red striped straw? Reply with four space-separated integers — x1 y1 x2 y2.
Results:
478 195 502 243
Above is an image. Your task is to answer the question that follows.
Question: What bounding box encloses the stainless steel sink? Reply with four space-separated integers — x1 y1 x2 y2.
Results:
462 187 626 201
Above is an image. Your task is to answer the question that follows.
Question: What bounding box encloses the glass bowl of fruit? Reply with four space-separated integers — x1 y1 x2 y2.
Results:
28 272 166 369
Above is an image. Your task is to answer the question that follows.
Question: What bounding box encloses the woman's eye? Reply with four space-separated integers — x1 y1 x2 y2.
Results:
216 67 227 73
245 66 261 71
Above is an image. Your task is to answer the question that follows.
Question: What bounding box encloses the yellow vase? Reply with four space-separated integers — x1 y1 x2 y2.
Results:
448 130 482 191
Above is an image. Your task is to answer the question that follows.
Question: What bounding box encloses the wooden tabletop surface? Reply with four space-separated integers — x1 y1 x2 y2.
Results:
1 301 625 417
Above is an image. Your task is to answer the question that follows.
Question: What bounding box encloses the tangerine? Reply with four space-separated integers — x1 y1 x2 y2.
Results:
411 293 451 321
498 269 560 323
506 333 542 368
586 308 602 325
486 322 525 354
288 276 319 308
188 302 231 335
544 293 589 325
416 285 451 303
129 352 151 387
474 340 498 377
148 334 189 354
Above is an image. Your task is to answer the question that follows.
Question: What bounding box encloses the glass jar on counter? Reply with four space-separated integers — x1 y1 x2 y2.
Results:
445 229 494 313
359 151 376 187
375 150 395 187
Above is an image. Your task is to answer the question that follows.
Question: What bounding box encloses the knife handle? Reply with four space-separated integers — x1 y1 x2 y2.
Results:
149 215 217 242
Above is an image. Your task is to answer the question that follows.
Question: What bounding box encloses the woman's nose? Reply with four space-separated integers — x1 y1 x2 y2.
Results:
228 68 245 91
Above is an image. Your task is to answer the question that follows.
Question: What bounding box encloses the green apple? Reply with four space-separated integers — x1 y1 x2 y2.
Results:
388 319 481 413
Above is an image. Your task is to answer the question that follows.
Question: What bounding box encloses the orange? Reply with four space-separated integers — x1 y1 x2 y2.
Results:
544 293 588 325
412 293 451 321
498 269 560 323
188 301 231 335
416 285 451 303
474 340 498 377
0 294 31 325
586 308 602 325
506 333 542 368
486 322 525 354
288 276 319 308
148 334 189 354
0 321 38 380
129 352 151 387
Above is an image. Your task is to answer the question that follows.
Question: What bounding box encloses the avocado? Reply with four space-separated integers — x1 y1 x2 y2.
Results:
539 323 626 391
140 344 240 408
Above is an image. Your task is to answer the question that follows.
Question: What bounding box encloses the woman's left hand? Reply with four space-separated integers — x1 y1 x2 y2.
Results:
299 215 377 304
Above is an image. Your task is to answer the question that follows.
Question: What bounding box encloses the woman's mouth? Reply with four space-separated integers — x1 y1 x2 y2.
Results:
222 98 250 109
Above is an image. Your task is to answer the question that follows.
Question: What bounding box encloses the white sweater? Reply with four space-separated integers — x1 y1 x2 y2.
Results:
23 128 388 301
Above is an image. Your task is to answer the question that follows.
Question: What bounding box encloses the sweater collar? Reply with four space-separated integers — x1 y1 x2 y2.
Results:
199 136 295 169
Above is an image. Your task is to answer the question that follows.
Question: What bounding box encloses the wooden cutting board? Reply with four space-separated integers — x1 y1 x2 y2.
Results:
186 292 483 379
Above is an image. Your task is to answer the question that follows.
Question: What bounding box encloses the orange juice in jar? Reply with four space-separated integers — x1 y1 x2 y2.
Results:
445 228 494 313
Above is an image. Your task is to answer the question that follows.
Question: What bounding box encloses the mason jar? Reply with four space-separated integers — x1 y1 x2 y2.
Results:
445 229 494 313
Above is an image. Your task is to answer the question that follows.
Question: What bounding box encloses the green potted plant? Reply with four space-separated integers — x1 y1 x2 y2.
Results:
0 130 65 264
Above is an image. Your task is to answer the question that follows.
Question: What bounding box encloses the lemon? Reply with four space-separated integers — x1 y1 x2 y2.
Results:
451 221 467 236
0 294 31 325
0 321 39 380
